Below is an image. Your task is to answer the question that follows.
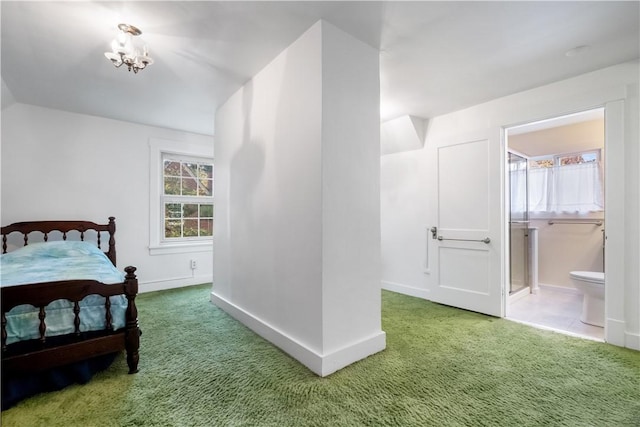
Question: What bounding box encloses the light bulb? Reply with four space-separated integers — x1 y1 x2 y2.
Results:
123 33 134 56
104 52 123 67
111 32 129 54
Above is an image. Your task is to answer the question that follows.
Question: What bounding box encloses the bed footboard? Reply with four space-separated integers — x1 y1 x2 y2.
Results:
1 217 140 377
1 266 140 376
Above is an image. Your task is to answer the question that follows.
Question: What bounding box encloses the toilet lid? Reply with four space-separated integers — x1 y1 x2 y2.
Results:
570 271 605 284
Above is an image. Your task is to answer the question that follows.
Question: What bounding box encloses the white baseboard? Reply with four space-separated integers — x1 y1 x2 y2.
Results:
321 331 387 377
382 280 429 299
538 282 580 295
605 318 626 347
210 291 386 377
624 330 640 351
533 285 638 351
140 274 213 293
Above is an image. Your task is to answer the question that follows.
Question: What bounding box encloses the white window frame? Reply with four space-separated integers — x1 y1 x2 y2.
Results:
149 138 214 255
161 153 213 242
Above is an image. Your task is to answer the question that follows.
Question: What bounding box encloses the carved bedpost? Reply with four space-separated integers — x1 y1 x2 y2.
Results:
107 217 117 267
124 266 140 374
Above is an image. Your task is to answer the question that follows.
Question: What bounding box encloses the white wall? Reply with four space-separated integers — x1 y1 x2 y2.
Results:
1 103 214 292
533 219 605 288
212 22 325 354
320 22 383 356
381 60 640 350
212 20 385 376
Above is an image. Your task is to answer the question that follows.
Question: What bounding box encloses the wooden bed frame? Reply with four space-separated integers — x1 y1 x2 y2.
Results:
1 217 140 379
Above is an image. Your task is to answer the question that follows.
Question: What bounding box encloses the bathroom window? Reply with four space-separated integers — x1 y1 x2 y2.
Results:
530 158 554 169
528 149 603 214
557 150 599 166
529 150 600 168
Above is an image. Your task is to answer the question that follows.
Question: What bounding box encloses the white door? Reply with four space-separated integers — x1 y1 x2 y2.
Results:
426 129 503 317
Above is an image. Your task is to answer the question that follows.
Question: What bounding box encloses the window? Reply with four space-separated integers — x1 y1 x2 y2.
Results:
149 138 214 255
530 150 600 168
527 149 603 214
162 156 214 240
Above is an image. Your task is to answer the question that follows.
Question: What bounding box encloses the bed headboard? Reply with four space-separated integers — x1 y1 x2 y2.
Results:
1 217 117 266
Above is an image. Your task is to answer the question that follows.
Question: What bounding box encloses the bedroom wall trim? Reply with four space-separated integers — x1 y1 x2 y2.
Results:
321 331 387 377
625 330 640 351
210 291 386 377
140 274 213 293
381 280 430 299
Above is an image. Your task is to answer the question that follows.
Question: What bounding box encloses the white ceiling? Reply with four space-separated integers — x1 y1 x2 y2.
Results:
2 1 638 136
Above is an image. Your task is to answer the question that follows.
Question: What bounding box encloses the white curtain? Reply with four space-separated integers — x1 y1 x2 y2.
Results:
528 162 604 214
550 162 604 213
509 165 528 215
528 167 552 213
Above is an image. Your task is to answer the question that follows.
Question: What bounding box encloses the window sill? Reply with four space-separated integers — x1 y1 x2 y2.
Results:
149 241 213 255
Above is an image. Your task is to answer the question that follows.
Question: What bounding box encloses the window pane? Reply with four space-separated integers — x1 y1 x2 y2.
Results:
200 219 213 236
199 204 213 218
182 177 198 195
160 154 214 243
200 164 213 179
530 158 553 169
182 163 199 177
559 155 583 166
165 203 182 218
556 151 599 166
164 177 180 195
165 220 182 238
164 160 181 176
183 219 198 237
183 204 198 218
199 179 213 197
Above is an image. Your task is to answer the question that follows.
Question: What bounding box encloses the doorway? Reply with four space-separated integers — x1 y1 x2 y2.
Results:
504 108 605 341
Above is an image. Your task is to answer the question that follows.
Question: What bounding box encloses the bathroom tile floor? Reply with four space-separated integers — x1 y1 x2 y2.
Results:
507 287 604 341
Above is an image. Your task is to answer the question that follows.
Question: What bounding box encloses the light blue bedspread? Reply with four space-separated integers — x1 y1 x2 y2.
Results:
1 241 128 345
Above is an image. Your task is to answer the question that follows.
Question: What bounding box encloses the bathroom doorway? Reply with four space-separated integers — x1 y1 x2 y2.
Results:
504 108 605 341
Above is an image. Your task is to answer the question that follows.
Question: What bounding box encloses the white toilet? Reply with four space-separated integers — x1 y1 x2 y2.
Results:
569 271 605 327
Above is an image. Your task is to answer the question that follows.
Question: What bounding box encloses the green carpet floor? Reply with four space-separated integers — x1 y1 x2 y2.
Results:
2 284 639 426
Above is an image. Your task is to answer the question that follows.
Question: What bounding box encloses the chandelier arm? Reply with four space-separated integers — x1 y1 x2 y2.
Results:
115 53 125 68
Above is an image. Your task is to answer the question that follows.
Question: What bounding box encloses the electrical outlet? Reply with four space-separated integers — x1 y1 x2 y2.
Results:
190 259 197 270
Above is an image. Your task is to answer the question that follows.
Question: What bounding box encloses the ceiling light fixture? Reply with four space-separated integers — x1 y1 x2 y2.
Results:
104 23 153 73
